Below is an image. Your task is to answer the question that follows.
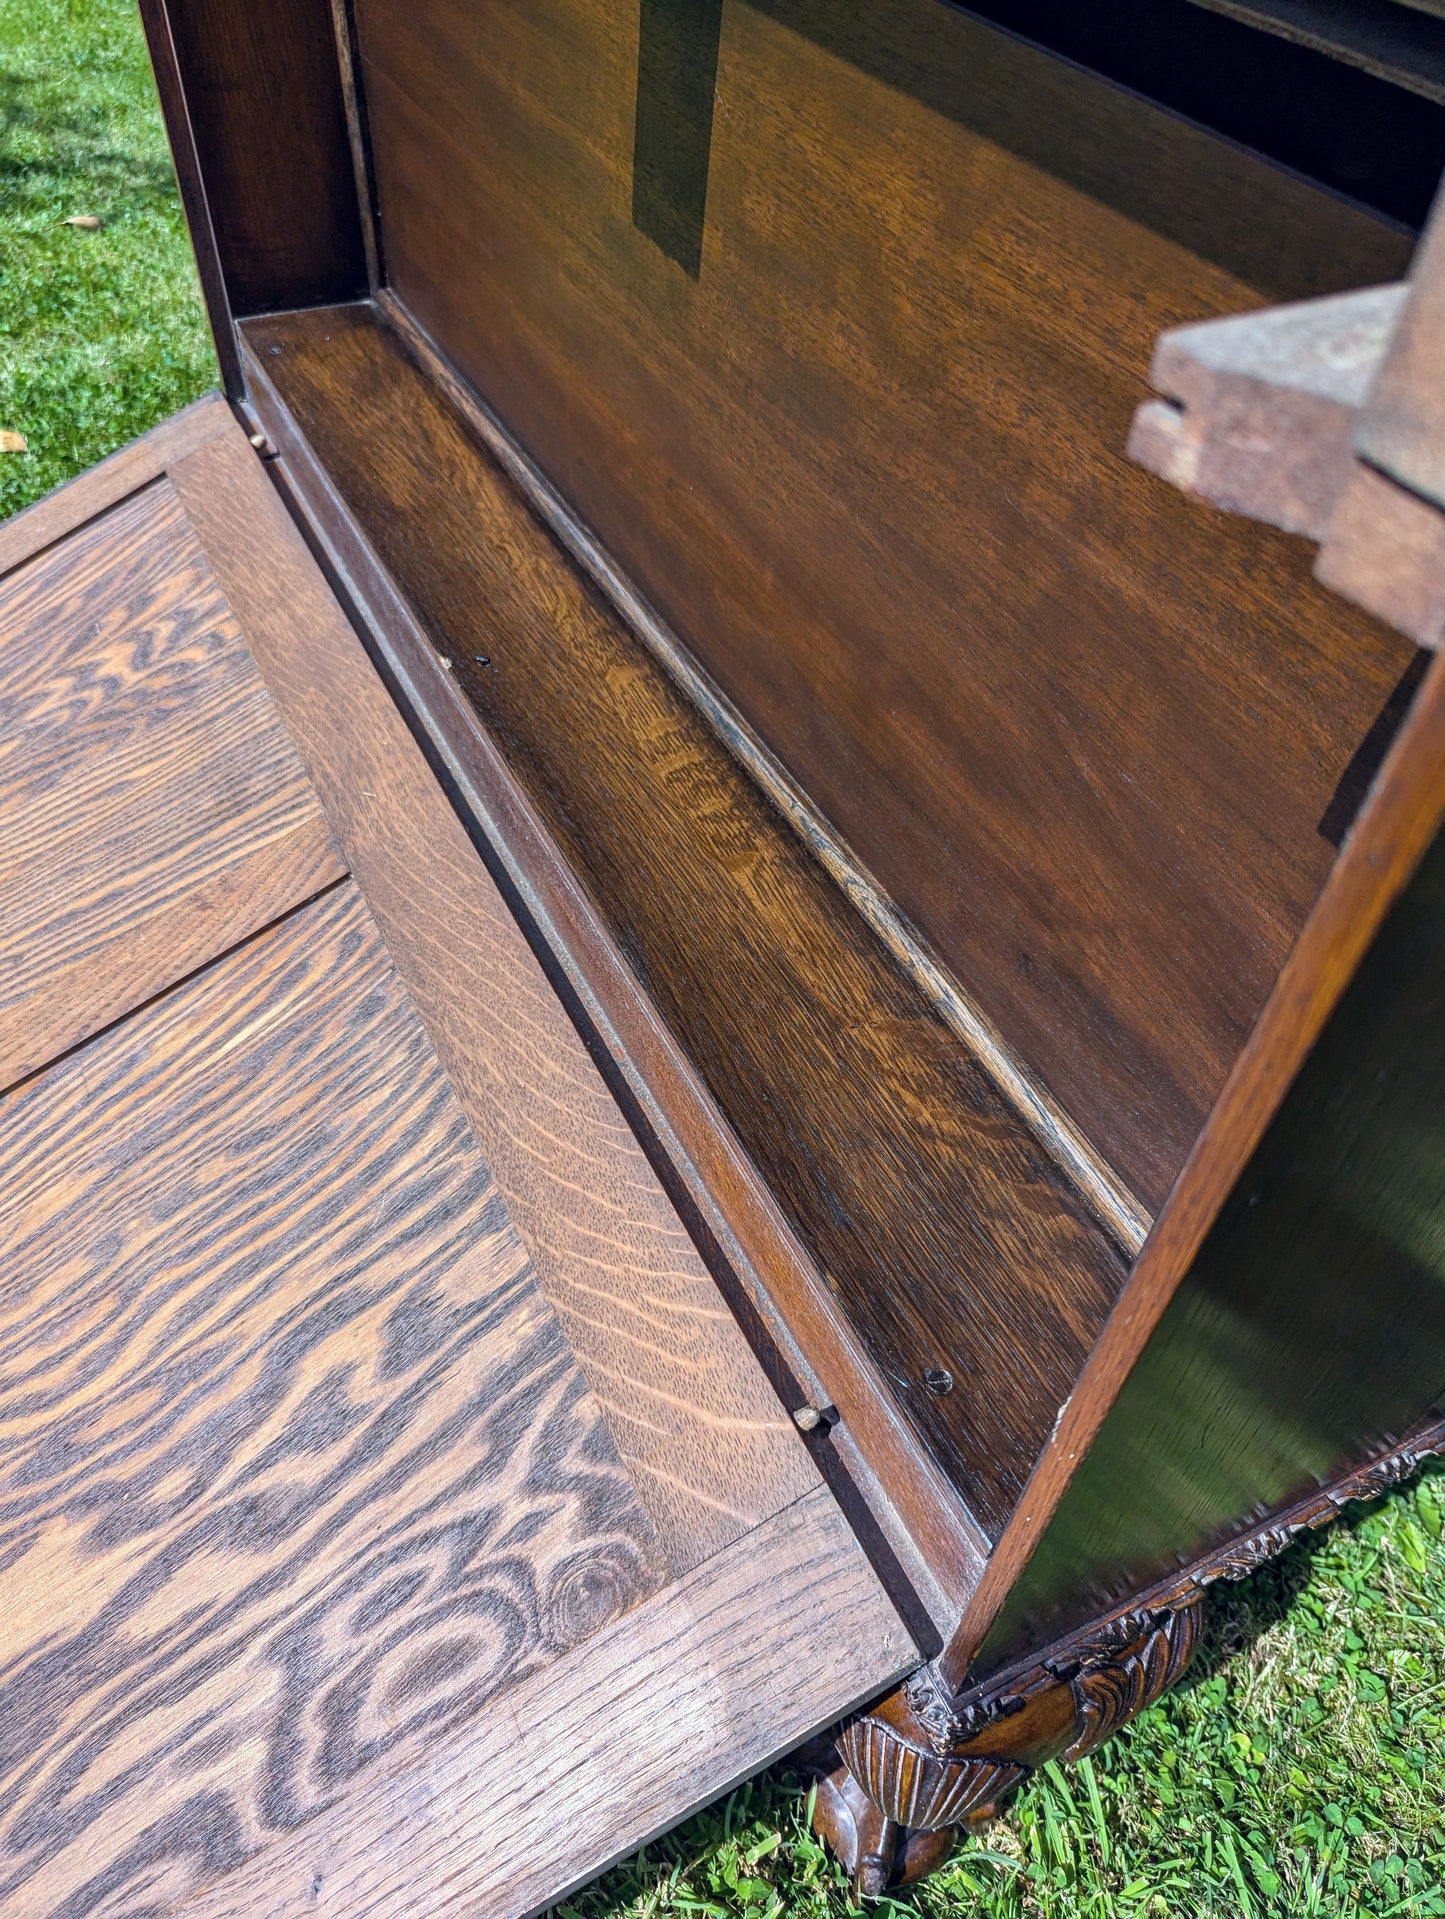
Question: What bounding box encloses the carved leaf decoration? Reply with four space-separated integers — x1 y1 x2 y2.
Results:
838 1716 1027 1831
1062 1597 1202 1761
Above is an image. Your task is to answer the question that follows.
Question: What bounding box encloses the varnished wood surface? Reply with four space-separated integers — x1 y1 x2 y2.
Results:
174 1486 910 1919
143 0 364 315
134 4 242 396
245 302 1130 1544
0 480 343 1088
0 412 914 1912
0 881 667 1917
241 330 986 1623
164 414 820 1579
376 282 1149 1257
980 813 1445 1671
947 646 1445 1685
353 0 1415 1209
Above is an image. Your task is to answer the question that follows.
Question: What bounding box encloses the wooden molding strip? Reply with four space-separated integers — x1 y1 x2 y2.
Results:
940 641 1445 1686
325 0 383 292
134 1 242 396
1187 0 1445 104
373 288 1152 1259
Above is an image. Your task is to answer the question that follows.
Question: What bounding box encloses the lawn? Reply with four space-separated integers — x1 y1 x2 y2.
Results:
2 2 1444 1914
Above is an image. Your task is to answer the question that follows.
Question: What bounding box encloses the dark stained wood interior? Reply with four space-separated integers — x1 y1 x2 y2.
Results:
157 0 365 314
244 302 1131 1544
350 0 1417 1211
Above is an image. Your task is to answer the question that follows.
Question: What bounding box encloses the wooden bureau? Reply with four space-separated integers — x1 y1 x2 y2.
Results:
4 0 1445 1906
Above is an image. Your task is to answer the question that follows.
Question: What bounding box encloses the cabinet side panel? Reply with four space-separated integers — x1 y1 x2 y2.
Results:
978 824 1445 1670
158 0 365 313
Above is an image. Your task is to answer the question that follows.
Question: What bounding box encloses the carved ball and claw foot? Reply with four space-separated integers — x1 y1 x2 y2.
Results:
808 1597 1203 1893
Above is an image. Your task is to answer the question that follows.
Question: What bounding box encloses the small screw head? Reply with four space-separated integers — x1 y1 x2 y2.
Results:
923 1367 954 1396
792 1405 823 1432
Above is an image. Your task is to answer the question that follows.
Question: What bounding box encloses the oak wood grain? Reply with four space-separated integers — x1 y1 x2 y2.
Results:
241 329 985 1624
0 880 666 1918
0 479 344 1089
164 415 819 1578
353 0 1416 1209
173 1486 910 1919
242 302 1130 1545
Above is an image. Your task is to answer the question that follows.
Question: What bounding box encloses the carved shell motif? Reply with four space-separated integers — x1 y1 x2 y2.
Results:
1062 1595 1204 1762
838 1715 1027 1831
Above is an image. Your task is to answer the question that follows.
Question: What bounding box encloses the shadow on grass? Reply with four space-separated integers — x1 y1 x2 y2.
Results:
1181 1453 1445 1691
0 65 176 217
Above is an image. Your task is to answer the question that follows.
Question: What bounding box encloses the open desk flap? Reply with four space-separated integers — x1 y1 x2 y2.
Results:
0 396 912 1919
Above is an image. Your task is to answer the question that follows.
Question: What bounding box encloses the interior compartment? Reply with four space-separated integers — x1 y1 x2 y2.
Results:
218 0 1445 1555
244 303 1130 1546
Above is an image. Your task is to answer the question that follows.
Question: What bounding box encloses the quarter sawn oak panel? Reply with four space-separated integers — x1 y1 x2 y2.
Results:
0 480 344 1088
0 882 664 1918
165 418 821 1578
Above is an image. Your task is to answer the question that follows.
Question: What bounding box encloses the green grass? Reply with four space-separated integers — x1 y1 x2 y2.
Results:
0 0 214 518
3 6 1444 1916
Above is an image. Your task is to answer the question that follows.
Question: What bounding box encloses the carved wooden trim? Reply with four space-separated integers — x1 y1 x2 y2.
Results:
810 1601 1202 1891
814 1415 1445 1890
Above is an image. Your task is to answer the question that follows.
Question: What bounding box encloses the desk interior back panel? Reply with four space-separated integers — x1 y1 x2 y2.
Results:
352 0 1418 1212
